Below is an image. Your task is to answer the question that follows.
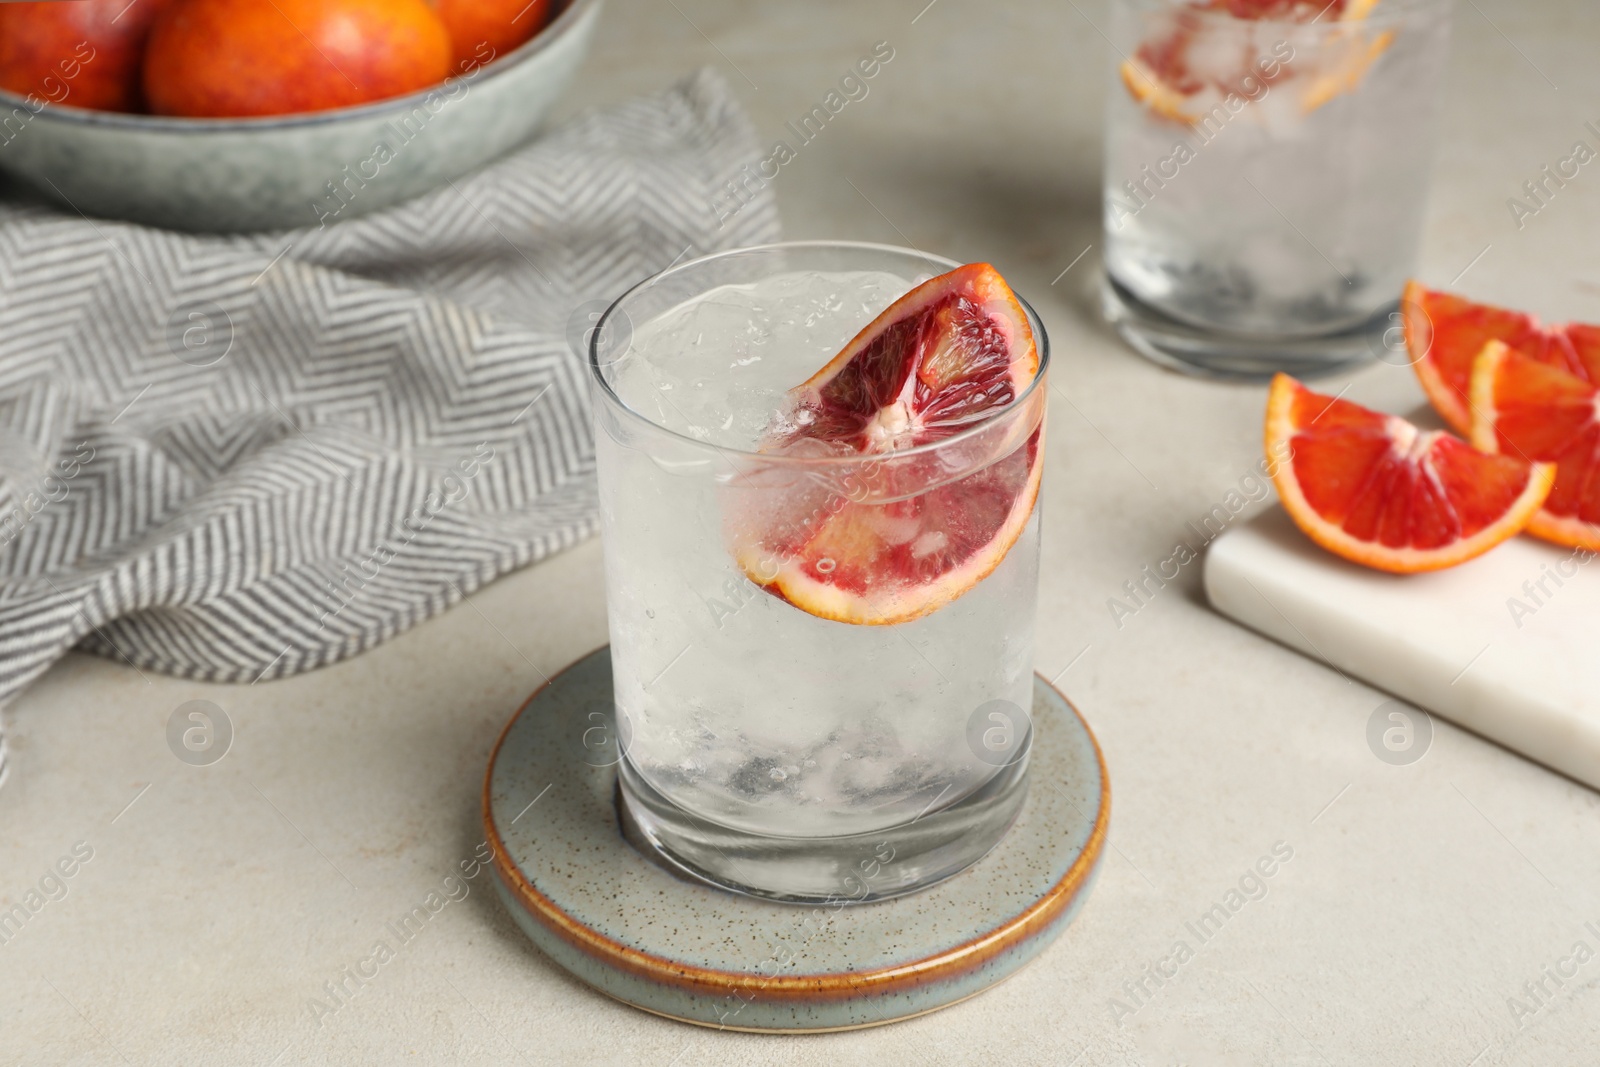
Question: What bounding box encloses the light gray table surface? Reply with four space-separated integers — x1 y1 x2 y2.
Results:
4 1 1598 1063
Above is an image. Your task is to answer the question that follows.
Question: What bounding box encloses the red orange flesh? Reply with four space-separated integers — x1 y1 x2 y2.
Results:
729 264 1043 625
1405 281 1600 434
1266 374 1553 573
1470 341 1600 551
1120 0 1386 123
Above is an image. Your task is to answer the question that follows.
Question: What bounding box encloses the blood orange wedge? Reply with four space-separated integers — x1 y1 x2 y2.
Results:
728 263 1043 626
1266 374 1554 573
1216 0 1375 15
1404 281 1600 434
1470 341 1600 551
1120 0 1385 123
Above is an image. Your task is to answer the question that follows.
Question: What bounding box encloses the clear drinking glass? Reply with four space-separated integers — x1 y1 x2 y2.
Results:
1100 0 1454 378
587 242 1050 903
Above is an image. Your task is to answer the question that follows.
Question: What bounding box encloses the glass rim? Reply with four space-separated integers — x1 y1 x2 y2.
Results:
1114 0 1452 26
586 239 1052 467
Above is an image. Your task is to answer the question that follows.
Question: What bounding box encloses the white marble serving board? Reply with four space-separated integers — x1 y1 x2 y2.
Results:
1204 507 1600 790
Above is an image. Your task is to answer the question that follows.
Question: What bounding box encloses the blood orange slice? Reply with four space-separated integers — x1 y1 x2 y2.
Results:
1470 341 1600 550
729 263 1043 626
1216 0 1373 15
1404 281 1600 433
1266 374 1554 573
1120 0 1385 123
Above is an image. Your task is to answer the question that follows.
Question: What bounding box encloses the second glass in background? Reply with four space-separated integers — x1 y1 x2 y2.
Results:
1101 0 1455 379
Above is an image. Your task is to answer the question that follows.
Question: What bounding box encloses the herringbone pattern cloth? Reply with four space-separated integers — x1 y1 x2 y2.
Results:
0 70 778 781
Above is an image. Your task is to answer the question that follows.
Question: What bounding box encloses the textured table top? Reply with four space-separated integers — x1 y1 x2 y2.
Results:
5 2 1599 1064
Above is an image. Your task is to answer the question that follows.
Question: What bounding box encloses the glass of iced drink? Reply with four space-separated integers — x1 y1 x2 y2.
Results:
1101 0 1454 378
587 242 1049 902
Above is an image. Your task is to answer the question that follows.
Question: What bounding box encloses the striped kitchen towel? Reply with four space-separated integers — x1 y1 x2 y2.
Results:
0 69 779 783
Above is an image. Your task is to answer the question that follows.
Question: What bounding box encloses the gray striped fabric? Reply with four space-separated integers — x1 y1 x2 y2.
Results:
0 69 779 783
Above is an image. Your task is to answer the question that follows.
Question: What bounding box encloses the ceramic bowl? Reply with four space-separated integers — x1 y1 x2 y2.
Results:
0 0 602 233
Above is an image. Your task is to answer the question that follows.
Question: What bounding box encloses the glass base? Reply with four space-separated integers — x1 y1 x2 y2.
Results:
1101 274 1396 382
615 747 1031 905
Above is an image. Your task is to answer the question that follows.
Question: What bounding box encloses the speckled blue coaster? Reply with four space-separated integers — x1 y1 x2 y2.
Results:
484 646 1108 1032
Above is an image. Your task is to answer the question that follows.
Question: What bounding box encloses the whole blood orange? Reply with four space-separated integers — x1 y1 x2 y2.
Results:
0 0 175 113
729 264 1043 626
431 0 553 71
1266 374 1553 573
1404 281 1600 434
1470 341 1600 551
143 0 452 118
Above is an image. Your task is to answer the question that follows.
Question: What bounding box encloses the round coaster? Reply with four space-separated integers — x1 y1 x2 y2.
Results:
483 646 1109 1033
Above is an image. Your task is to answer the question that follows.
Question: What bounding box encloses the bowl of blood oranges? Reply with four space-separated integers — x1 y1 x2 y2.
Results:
0 0 601 231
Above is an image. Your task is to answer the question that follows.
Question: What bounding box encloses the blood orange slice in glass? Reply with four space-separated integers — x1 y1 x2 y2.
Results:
728 263 1043 626
1215 0 1374 15
1404 281 1600 433
1266 374 1554 573
1470 341 1600 551
1119 0 1387 124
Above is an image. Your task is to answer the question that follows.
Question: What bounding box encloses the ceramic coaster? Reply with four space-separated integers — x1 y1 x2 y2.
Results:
483 646 1109 1033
